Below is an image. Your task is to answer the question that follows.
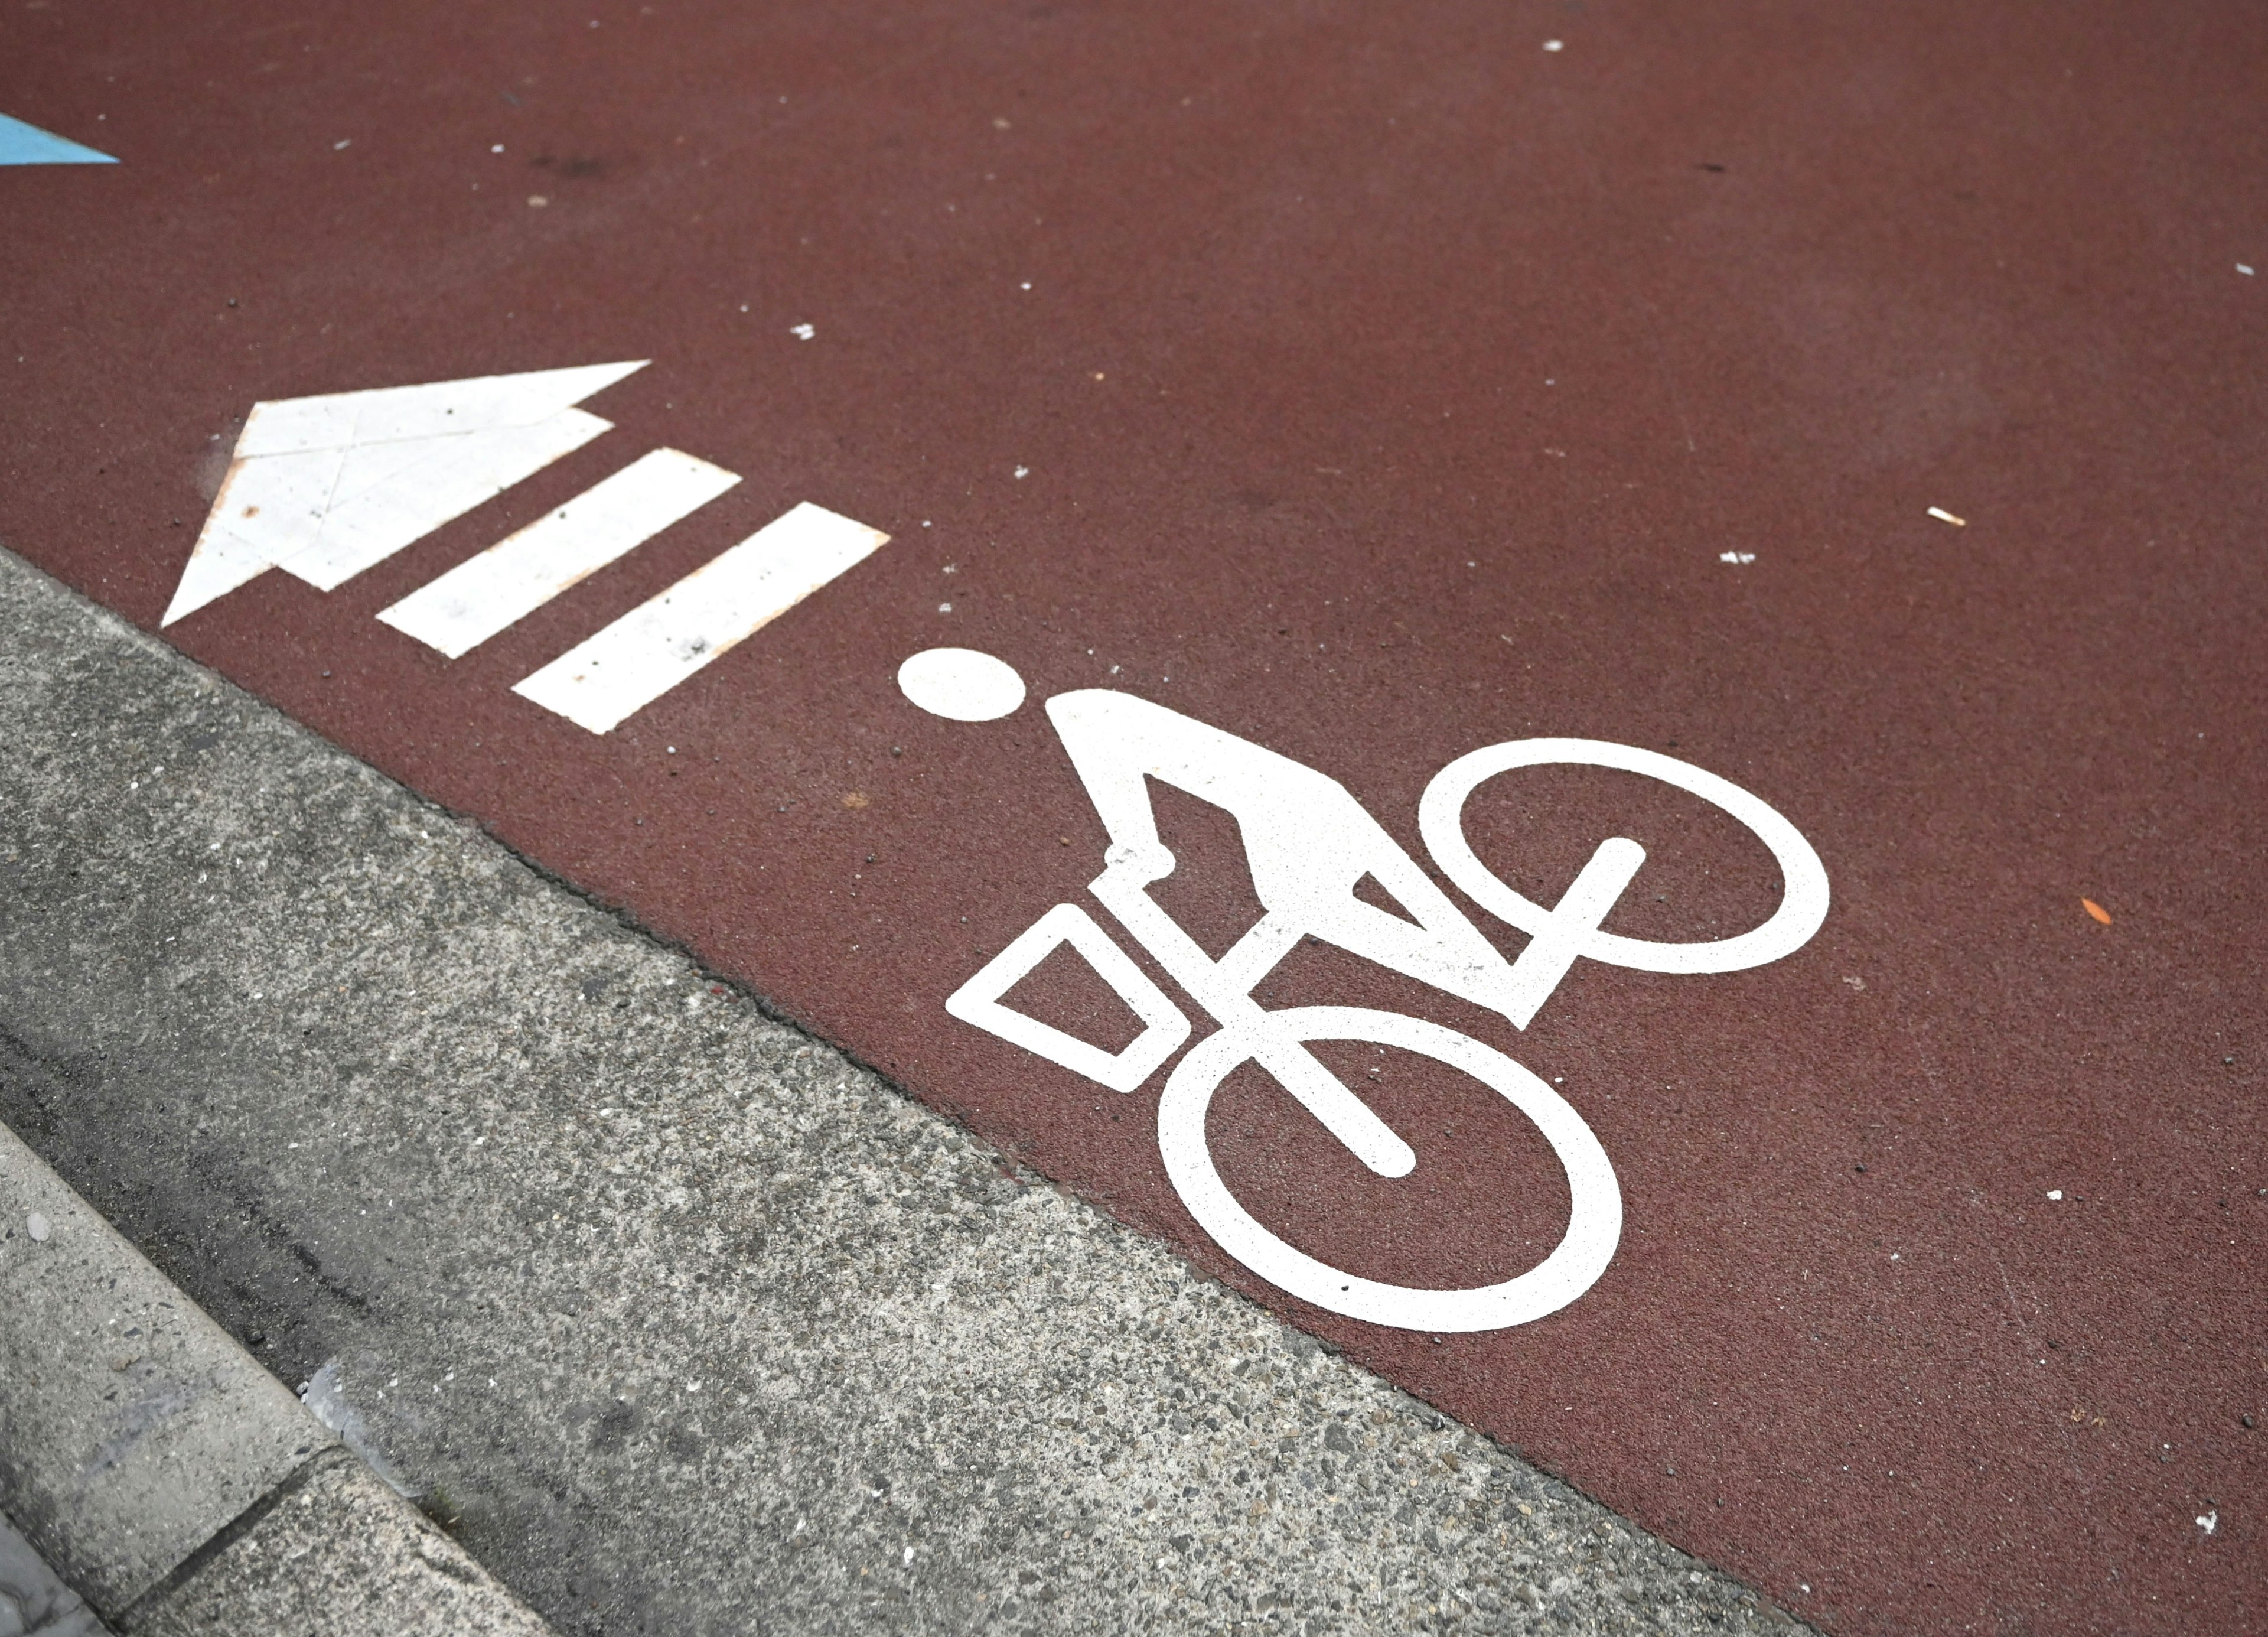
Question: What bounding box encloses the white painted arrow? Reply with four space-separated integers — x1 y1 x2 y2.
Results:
163 362 647 626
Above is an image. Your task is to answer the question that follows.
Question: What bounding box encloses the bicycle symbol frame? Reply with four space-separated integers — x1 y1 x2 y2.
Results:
947 689 1829 1333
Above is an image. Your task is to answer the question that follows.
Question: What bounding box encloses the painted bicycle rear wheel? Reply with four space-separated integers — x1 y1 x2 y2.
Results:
1156 1007 1622 1333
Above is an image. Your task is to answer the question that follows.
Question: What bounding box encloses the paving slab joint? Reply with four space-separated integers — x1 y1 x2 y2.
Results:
108 1448 352 1629
0 1119 556 1635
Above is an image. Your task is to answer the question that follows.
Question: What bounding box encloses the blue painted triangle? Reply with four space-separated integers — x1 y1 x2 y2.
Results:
0 112 118 166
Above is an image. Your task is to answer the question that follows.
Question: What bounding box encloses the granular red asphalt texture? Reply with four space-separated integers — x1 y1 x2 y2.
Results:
5 2 2264 1630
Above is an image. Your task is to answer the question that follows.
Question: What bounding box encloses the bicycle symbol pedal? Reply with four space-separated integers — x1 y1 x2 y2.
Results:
914 654 1829 1334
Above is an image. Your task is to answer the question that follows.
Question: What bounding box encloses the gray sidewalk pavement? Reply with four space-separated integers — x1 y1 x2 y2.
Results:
0 544 1803 1634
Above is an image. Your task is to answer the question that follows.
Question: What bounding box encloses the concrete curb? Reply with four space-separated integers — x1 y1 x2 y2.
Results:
0 1121 554 1635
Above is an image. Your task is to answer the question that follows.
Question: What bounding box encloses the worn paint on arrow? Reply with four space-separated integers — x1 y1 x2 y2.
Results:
163 364 647 625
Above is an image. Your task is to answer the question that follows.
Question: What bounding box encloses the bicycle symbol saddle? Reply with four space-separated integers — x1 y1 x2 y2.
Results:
948 689 1829 1332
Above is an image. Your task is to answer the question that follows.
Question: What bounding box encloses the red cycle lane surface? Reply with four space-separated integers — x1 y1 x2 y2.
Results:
4 1 2264 1629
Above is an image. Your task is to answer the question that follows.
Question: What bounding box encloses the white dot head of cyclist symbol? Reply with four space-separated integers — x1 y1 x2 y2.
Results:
897 647 1027 721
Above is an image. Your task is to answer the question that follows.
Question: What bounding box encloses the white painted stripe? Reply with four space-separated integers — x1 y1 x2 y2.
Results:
511 502 889 734
376 449 741 659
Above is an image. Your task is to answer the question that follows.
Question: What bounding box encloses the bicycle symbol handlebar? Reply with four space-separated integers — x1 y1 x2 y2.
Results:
946 690 1829 1333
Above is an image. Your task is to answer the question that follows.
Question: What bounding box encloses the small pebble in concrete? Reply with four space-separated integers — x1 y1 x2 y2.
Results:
25 1210 50 1242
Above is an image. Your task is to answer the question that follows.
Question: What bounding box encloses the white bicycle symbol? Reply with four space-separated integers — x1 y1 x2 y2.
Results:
946 688 1829 1334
